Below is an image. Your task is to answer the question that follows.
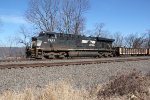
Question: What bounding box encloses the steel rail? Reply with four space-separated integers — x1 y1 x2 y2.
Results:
0 57 149 69
0 56 149 63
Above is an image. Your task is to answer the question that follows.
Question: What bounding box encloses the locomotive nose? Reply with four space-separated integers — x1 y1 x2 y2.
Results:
32 37 42 47
32 37 37 41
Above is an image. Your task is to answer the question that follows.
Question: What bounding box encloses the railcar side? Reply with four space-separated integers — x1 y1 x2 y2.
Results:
115 47 149 56
148 48 150 55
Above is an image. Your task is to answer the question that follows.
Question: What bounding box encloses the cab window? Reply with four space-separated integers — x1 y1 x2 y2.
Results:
48 34 56 38
39 33 45 37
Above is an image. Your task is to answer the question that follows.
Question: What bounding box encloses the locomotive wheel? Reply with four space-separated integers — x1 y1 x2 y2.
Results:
103 53 108 58
109 54 113 57
41 56 46 59
58 55 65 59
49 54 55 59
98 53 103 58
59 52 67 59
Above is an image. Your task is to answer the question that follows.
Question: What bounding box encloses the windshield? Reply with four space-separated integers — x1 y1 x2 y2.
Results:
47 34 56 38
39 33 45 37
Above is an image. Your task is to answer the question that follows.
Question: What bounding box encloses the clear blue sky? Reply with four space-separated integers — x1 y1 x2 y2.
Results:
0 0 150 43
86 0 150 34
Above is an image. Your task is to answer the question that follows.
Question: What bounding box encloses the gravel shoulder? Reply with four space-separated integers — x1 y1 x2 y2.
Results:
0 59 149 93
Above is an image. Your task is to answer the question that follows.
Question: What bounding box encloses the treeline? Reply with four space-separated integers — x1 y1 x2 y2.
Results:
0 47 25 59
112 31 150 48
84 23 150 48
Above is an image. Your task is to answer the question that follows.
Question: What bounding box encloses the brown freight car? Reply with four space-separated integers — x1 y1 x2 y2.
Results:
115 47 148 56
148 48 150 55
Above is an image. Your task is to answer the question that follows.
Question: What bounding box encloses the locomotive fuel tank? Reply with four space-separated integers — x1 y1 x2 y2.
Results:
68 51 99 57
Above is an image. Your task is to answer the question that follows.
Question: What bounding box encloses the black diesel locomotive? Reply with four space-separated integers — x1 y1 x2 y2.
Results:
26 31 115 59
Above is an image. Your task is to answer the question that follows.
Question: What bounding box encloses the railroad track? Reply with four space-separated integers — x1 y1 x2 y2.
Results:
0 57 84 62
0 59 40 62
0 56 149 62
0 57 149 69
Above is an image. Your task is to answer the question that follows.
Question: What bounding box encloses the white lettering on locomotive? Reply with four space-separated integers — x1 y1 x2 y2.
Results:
89 40 96 46
82 40 88 43
89 44 95 46
48 39 55 42
90 40 96 44
82 40 96 46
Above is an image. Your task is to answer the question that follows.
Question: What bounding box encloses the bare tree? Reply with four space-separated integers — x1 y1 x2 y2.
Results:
113 32 124 47
57 0 75 34
3 36 17 57
72 0 89 35
84 22 112 39
93 23 105 37
133 38 145 48
16 25 32 47
147 30 150 48
57 0 89 34
0 41 7 58
25 0 60 31
0 38 25 59
8 37 14 57
0 37 14 58
144 30 150 48
125 34 135 48
26 0 89 34
125 33 145 48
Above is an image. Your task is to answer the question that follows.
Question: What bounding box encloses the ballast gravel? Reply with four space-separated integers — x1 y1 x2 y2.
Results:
0 56 149 65
0 60 149 93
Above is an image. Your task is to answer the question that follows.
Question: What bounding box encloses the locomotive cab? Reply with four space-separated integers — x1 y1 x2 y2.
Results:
33 32 57 49
30 32 58 58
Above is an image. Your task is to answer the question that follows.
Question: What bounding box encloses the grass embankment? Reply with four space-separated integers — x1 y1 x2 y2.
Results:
0 70 150 100
0 81 97 100
98 70 150 100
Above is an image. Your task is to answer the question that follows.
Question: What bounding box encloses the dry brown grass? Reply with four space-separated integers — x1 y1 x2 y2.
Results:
98 70 150 100
0 70 150 100
0 81 97 100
